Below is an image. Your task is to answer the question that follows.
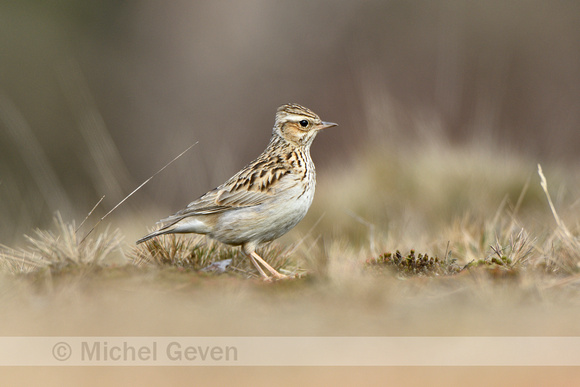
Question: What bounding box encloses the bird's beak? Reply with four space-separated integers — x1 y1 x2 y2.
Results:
317 121 338 130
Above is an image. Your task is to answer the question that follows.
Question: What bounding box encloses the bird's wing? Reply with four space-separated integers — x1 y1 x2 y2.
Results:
158 165 294 224
156 188 272 225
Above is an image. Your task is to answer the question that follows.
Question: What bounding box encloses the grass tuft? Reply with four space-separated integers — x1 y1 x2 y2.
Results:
0 213 122 274
130 234 305 278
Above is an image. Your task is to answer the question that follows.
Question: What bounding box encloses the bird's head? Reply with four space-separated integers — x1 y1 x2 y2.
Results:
273 103 337 147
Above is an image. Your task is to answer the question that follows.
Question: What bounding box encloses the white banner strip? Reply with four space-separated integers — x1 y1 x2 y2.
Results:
0 337 578 366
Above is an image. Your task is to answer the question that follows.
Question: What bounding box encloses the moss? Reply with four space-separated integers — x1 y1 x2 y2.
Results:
366 249 462 277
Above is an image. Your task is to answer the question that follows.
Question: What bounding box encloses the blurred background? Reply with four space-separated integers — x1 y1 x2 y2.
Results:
1 0 580 245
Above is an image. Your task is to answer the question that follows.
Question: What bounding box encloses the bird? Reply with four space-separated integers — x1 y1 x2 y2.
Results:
136 103 337 280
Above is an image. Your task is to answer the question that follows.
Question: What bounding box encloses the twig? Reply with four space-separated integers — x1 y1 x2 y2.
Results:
80 142 198 244
76 195 105 234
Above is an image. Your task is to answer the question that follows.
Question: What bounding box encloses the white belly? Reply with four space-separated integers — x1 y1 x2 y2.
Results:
211 181 315 246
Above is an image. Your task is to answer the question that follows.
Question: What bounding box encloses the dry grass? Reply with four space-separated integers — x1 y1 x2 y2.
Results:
130 233 303 278
0 213 122 273
2 147 580 386
1 88 580 385
3 2 580 384
2 143 579 288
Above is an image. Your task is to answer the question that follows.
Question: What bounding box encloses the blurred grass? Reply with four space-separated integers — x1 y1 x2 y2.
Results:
2 136 580 299
3 80 580 387
2 57 580 339
2 1 580 385
2 141 580 385
2 0 580 245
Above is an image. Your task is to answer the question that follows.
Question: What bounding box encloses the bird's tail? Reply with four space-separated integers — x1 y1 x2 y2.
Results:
136 229 169 245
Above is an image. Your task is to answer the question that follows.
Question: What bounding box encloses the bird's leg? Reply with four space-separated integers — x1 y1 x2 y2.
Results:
250 251 287 280
248 254 271 280
242 244 287 280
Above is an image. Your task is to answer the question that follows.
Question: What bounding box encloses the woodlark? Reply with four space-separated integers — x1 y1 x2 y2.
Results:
137 103 337 280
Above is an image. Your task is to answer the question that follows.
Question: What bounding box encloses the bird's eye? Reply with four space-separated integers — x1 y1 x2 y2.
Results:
299 120 309 127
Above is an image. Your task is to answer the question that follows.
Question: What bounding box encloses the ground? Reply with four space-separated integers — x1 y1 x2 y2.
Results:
2 141 580 386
